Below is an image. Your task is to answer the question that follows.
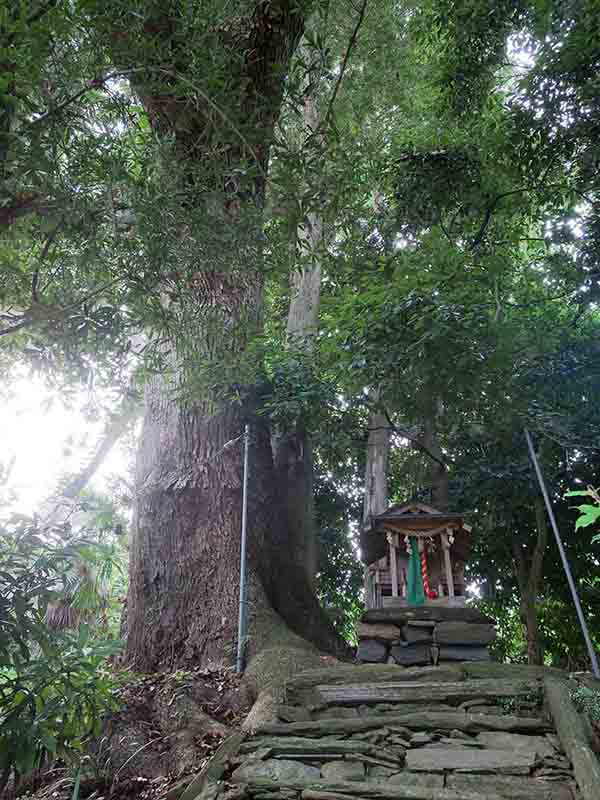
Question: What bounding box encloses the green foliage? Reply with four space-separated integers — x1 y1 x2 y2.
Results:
314 467 364 644
0 629 122 783
538 596 600 671
474 599 527 664
498 688 542 715
566 488 600 540
571 685 600 724
0 520 123 789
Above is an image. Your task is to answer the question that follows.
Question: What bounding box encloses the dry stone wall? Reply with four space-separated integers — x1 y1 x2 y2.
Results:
357 608 496 666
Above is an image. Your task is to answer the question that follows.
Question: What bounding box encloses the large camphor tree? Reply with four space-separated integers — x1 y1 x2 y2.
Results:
3 0 600 681
1 0 356 682
93 0 351 671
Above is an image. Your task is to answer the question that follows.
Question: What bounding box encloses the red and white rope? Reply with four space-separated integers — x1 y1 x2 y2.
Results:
420 548 430 596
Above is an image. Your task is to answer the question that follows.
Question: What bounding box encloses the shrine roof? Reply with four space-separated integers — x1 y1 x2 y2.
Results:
360 501 472 564
372 501 468 526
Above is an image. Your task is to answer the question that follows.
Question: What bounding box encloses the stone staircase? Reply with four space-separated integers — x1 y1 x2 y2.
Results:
181 663 600 800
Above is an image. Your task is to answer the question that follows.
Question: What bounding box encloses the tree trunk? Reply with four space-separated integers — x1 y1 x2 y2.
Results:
520 590 543 666
363 403 391 524
273 422 318 586
274 66 325 587
422 404 448 510
511 498 549 666
92 2 346 670
127 273 345 670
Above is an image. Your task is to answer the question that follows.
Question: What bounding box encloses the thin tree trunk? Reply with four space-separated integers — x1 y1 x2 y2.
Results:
37 385 140 527
512 498 549 666
521 591 542 666
422 402 449 510
363 402 391 524
63 392 140 499
274 58 325 587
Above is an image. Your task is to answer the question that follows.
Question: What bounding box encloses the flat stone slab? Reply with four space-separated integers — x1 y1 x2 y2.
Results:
321 761 365 781
357 623 402 641
390 644 431 666
434 621 497 646
232 758 321 784
258 711 550 738
286 665 464 700
315 678 540 706
447 773 575 799
314 707 360 720
240 737 380 758
438 645 491 662
369 765 398 778
363 606 494 626
278 705 312 723
401 625 433 644
411 732 433 745
476 732 556 758
357 639 388 663
406 746 537 774
388 771 444 788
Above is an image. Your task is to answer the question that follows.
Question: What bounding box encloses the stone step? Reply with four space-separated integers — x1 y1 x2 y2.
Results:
475 732 556 758
239 736 404 764
286 665 464 703
233 774 507 799
311 678 540 706
176 666 590 800
405 746 537 775
257 711 551 738
230 762 574 800
447 774 575 799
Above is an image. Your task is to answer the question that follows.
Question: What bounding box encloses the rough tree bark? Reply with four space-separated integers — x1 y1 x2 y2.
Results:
422 400 449 510
512 497 549 666
273 68 325 587
363 395 391 524
93 1 346 671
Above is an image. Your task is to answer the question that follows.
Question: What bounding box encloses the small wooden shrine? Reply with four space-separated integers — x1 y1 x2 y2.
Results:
357 501 494 665
362 501 472 610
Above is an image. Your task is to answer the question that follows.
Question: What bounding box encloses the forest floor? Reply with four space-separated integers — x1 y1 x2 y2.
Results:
15 666 253 800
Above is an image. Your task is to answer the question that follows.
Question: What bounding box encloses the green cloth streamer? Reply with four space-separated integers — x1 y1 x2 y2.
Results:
406 543 425 606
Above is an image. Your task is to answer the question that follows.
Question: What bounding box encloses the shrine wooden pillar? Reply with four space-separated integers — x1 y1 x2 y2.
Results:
441 528 454 599
386 531 399 597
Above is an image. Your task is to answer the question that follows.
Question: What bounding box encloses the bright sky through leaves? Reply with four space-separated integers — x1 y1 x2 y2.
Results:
0 377 128 515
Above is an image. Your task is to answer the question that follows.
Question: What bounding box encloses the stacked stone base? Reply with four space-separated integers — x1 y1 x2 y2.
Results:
356 606 495 666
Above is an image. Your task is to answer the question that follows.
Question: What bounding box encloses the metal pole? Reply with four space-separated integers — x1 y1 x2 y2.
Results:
236 424 250 673
524 428 600 678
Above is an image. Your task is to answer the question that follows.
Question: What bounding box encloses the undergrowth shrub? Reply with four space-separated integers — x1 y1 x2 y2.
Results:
0 519 124 793
571 685 600 724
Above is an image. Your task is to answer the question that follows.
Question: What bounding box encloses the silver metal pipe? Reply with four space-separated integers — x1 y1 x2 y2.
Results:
236 424 250 673
524 428 599 678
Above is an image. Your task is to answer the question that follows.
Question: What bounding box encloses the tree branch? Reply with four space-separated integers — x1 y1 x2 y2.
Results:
470 184 564 251
0 318 30 337
62 390 140 499
0 277 120 337
0 194 46 228
369 403 450 470
323 0 369 130
511 536 529 597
